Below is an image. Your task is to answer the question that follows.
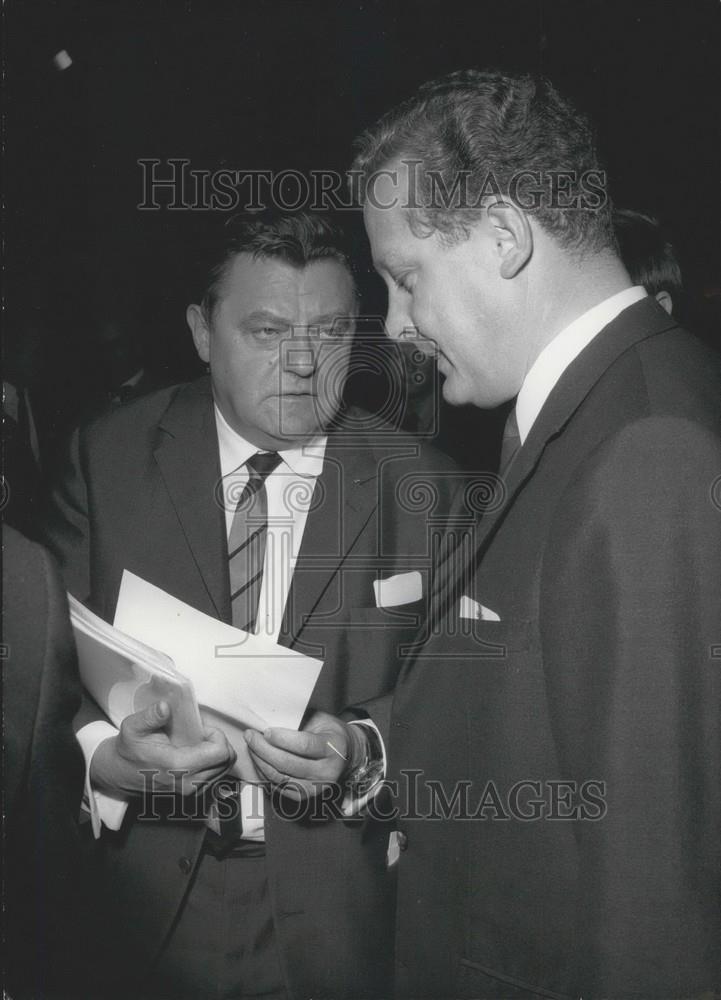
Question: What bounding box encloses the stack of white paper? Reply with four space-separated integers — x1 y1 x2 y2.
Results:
69 594 204 748
112 571 325 777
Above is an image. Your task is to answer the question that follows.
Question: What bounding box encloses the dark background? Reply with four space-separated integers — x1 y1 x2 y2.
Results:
4 0 720 442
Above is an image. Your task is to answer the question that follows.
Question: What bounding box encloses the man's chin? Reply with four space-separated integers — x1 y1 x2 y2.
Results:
270 407 327 445
440 374 469 408
279 396 337 434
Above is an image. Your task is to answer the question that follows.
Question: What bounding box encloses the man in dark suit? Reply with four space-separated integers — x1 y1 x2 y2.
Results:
3 525 89 998
351 71 721 998
44 210 460 999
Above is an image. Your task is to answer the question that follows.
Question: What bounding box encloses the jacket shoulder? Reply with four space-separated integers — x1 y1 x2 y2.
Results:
79 382 188 439
3 525 54 603
75 379 213 459
632 326 721 427
337 405 461 474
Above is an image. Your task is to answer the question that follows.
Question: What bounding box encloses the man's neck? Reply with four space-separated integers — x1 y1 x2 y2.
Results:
524 253 633 376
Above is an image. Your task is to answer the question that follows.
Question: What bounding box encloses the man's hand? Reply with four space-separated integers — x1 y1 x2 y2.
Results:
90 700 236 798
245 710 368 802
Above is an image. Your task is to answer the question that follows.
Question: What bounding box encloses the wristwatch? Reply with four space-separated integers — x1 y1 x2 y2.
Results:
344 721 385 800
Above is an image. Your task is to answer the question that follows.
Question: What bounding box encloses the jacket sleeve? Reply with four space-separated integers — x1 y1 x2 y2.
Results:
41 428 130 832
42 427 93 603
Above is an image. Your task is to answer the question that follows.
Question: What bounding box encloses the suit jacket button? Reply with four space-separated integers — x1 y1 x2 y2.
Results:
178 856 193 875
397 830 409 852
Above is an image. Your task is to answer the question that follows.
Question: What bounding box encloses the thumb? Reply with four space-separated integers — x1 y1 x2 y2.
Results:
128 699 170 736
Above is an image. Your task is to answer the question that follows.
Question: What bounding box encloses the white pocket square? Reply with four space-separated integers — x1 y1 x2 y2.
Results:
374 571 423 608
386 830 401 868
459 595 501 621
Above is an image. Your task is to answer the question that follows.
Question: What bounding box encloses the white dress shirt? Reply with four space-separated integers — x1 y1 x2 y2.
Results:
78 407 328 839
516 286 648 444
215 411 328 838
215 405 326 642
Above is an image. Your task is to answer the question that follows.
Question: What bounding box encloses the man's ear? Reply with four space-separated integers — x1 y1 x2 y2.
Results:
486 201 533 279
654 290 673 316
186 304 211 363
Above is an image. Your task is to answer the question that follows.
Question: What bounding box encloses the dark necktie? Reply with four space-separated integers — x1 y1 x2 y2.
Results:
228 451 282 633
499 407 521 474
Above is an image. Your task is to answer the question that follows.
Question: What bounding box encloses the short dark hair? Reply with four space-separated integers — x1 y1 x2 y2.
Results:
613 209 683 301
351 69 616 254
196 209 357 319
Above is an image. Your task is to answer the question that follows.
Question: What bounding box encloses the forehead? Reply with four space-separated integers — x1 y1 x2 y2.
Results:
363 168 424 268
216 253 355 316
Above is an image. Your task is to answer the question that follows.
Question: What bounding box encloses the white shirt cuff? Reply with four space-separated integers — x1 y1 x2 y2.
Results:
76 721 130 838
341 719 387 817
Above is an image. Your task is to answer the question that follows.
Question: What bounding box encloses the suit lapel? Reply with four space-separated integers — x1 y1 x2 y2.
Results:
153 378 231 622
437 299 678 611
281 432 381 643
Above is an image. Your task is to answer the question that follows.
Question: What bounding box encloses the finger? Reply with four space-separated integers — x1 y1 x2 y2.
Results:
301 710 336 733
232 738 261 784
247 751 289 788
244 738 309 790
246 731 336 782
172 737 236 776
124 700 171 738
204 727 237 757
189 764 234 788
261 727 331 760
249 760 309 802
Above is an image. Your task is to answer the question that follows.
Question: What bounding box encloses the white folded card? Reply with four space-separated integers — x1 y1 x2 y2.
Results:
113 571 325 777
373 570 423 608
459 595 501 621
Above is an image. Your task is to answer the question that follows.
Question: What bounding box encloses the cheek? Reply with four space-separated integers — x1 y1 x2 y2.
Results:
221 344 275 385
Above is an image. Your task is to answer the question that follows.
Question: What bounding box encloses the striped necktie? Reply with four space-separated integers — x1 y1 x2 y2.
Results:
228 451 282 632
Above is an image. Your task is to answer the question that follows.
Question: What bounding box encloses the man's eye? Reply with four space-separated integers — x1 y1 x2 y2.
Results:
323 324 352 339
310 323 352 339
252 327 282 338
393 274 412 293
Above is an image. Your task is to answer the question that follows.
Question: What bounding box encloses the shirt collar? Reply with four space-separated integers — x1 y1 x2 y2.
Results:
214 403 327 479
515 286 648 444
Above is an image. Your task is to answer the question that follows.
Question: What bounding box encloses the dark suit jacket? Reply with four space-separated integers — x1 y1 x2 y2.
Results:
43 376 462 1000
388 299 721 999
3 526 88 998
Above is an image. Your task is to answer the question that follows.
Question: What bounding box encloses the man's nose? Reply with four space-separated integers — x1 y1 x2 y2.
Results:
385 294 416 341
283 329 319 376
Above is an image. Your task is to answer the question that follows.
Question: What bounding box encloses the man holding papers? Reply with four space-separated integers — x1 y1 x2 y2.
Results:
44 210 461 999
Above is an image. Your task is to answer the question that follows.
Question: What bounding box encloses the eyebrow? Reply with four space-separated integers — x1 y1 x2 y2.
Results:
307 313 354 326
243 310 293 326
242 309 354 328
